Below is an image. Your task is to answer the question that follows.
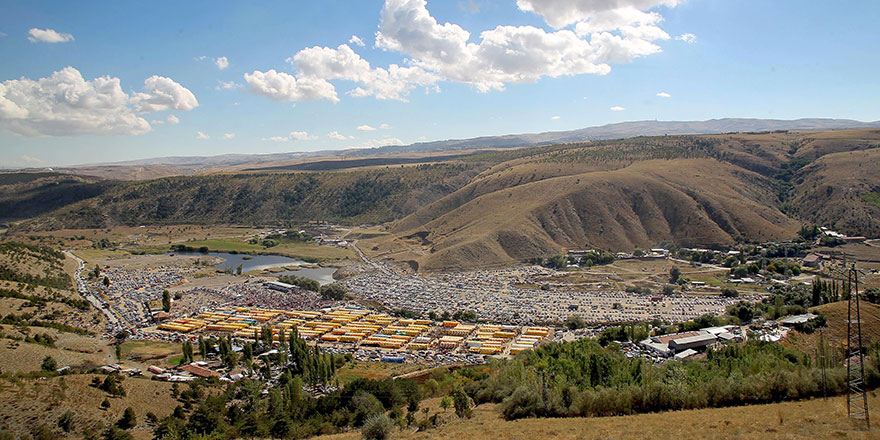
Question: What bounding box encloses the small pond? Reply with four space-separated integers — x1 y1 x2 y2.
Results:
170 251 337 285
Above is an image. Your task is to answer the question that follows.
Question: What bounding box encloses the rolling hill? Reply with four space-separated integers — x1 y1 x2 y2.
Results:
6 129 880 273
366 130 880 271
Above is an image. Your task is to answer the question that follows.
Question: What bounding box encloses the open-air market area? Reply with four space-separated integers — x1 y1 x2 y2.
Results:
1 221 879 440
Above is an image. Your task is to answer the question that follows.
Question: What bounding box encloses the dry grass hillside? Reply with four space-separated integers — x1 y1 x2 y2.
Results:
789 148 880 237
361 130 880 271
375 158 797 272
320 394 880 440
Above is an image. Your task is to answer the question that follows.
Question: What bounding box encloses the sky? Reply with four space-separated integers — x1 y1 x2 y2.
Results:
1 0 879 168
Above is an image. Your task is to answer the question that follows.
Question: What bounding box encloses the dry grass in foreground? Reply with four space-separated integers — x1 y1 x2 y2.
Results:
321 394 880 440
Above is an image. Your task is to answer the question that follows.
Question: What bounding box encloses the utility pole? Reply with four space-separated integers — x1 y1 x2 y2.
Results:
845 265 870 429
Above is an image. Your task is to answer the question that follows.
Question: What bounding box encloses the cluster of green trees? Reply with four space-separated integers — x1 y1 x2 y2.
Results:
462 338 880 420
275 275 348 300
725 284 828 327
170 244 210 253
531 251 616 270
278 274 321 293
811 278 848 306
729 259 802 278
798 224 820 241
90 374 126 397
153 328 426 439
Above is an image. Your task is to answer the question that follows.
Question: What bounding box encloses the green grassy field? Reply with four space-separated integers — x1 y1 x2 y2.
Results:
169 237 355 261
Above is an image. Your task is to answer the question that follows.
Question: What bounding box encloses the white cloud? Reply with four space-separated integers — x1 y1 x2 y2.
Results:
378 123 391 129
28 28 74 43
347 137 405 149
357 124 377 131
215 56 229 70
373 0 676 92
656 91 671 98
130 76 199 113
216 80 242 90
0 66 196 136
196 131 210 139
222 132 235 139
610 105 625 111
516 0 679 29
327 131 351 140
349 35 366 46
290 44 438 101
20 154 42 163
245 0 684 104
244 69 339 102
675 33 697 43
262 130 317 141
167 114 179 125
551 115 561 120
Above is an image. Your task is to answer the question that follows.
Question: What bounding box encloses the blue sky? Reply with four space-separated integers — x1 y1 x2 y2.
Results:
1 0 878 167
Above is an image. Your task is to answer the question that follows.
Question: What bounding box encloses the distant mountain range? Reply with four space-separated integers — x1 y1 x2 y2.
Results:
73 117 880 168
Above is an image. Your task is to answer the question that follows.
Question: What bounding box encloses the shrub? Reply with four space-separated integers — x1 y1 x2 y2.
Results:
40 356 57 372
453 388 472 418
361 414 393 440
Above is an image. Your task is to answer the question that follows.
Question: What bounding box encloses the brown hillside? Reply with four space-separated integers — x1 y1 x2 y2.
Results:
319 394 879 440
375 158 797 271
789 148 880 237
812 300 880 346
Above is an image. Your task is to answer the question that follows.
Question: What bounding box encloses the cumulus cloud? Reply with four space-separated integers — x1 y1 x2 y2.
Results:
610 105 625 111
245 0 685 104
327 131 351 140
167 114 180 125
222 132 235 139
288 44 438 101
289 131 316 140
28 28 74 43
244 69 339 102
349 35 366 46
675 33 697 43
551 115 561 120
196 131 210 139
0 66 197 136
216 80 242 90
656 91 671 98
347 137 405 149
378 123 391 129
262 130 317 141
130 76 199 113
357 124 377 131
215 56 230 70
